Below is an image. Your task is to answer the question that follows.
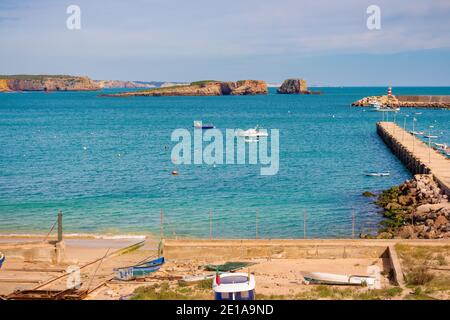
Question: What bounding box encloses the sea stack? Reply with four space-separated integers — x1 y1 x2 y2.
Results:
277 78 308 94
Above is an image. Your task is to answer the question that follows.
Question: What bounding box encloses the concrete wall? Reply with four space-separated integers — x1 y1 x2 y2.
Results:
397 95 450 103
163 239 388 261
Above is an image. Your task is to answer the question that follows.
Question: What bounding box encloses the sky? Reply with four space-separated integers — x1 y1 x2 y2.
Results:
1 0 450 86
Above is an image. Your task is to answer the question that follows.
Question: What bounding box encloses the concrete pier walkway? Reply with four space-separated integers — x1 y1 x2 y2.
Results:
377 121 450 195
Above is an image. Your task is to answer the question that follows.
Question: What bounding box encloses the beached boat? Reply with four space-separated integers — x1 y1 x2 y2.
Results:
0 252 4 269
193 121 215 129
212 272 255 300
237 126 268 138
114 256 164 281
302 272 375 287
366 172 390 177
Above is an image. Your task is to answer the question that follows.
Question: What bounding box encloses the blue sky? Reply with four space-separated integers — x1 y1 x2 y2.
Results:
1 0 450 85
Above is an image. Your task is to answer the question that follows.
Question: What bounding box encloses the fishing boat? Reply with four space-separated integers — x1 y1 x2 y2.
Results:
193 121 215 129
0 252 4 269
423 135 438 139
212 272 255 300
237 126 268 138
375 107 400 112
366 172 390 177
302 272 375 287
434 143 448 149
114 256 164 281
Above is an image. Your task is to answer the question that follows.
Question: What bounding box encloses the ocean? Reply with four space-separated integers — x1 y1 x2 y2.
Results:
0 87 449 238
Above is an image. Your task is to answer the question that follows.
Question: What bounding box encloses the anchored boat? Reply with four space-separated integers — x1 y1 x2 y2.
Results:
193 121 215 129
237 125 269 138
366 172 390 177
114 256 165 281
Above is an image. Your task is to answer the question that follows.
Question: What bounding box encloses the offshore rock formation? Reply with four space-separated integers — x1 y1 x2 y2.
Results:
95 80 156 89
352 95 450 109
365 174 450 239
0 75 100 91
277 79 308 94
102 80 268 97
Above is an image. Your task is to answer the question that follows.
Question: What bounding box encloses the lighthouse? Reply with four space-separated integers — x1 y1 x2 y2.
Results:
387 87 392 97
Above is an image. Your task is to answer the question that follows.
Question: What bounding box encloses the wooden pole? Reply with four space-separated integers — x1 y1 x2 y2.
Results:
57 210 63 242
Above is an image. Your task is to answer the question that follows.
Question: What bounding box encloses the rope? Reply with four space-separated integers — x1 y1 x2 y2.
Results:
43 219 58 243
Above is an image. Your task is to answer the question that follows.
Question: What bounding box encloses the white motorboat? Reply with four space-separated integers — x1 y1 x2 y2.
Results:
238 126 269 138
302 272 376 287
375 107 400 112
366 172 390 177
424 135 438 139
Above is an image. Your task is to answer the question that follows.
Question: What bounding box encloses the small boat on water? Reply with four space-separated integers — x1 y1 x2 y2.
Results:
409 131 423 136
375 107 400 112
114 256 164 281
193 121 215 129
302 272 376 287
0 252 5 269
237 125 269 138
366 172 390 177
423 135 438 139
434 143 448 149
212 272 255 300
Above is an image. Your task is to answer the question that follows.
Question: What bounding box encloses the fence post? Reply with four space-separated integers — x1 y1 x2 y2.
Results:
303 209 307 239
352 209 355 239
209 208 212 240
256 209 259 239
160 208 164 240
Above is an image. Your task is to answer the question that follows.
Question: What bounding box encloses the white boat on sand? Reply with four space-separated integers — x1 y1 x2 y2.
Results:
302 272 376 287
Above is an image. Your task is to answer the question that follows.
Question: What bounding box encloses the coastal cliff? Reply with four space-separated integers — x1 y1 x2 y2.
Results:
0 75 100 92
102 80 268 97
96 80 156 89
352 95 450 109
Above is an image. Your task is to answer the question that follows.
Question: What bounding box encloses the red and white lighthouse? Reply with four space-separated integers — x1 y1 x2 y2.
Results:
387 87 392 97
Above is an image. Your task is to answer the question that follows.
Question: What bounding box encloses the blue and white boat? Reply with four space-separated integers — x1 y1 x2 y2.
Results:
0 252 5 269
114 256 165 281
212 272 255 300
193 121 215 129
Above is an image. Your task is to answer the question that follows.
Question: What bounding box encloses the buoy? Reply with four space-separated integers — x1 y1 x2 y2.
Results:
171 171 178 175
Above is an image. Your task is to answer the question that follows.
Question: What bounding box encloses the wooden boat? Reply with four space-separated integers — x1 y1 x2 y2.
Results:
366 172 390 177
182 274 215 283
114 256 165 281
0 252 4 269
302 272 375 286
212 272 255 300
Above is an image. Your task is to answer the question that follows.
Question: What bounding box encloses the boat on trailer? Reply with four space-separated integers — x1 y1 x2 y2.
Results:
302 272 376 287
212 272 256 300
114 256 165 281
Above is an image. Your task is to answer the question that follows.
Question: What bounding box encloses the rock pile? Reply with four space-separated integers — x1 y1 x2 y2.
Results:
352 95 450 109
369 174 450 239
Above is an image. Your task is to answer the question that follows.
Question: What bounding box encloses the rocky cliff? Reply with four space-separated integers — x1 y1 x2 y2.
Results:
0 75 100 92
96 80 156 89
277 78 309 94
103 80 268 97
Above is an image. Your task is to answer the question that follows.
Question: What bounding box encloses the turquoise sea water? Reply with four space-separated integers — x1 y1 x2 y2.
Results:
0 87 449 238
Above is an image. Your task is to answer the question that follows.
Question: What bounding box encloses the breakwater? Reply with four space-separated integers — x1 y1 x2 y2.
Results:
353 95 450 109
377 121 450 196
